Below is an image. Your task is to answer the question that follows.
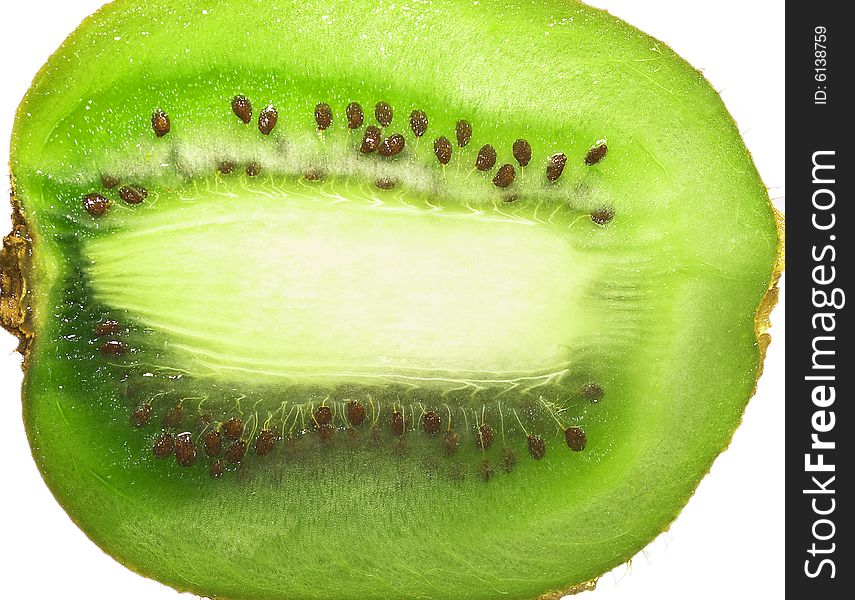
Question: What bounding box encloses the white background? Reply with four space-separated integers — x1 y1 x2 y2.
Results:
0 1 784 599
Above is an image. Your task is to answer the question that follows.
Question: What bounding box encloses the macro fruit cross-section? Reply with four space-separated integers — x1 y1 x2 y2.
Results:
0 1 782 599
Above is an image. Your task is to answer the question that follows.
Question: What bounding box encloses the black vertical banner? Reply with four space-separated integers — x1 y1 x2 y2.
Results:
786 3 852 598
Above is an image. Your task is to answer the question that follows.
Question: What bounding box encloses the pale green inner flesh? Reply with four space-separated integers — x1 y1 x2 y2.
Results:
84 182 597 389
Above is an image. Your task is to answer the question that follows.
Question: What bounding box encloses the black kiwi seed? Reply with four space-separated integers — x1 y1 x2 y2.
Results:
82 193 110 217
152 433 175 459
245 163 261 177
492 164 516 188
344 428 360 448
346 401 366 426
94 319 119 335
546 153 567 182
151 109 170 137
512 139 532 166
174 432 198 467
225 441 247 464
375 101 393 126
118 186 148 205
99 340 126 357
130 405 152 428
591 208 614 226
346 102 364 129
580 382 604 403
209 460 225 479
375 178 396 190
203 430 222 457
476 424 495 450
391 411 406 437
231 95 253 124
501 447 517 472
314 406 333 427
101 175 119 189
455 119 472 147
360 126 382 154
422 411 442 435
318 424 335 444
255 430 277 456
222 418 244 440
409 109 428 137
216 162 236 175
564 427 587 452
315 102 333 130
303 168 325 181
442 431 459 456
527 434 546 460
378 134 405 157
585 143 608 166
475 144 497 171
162 405 184 428
433 136 452 165
258 105 278 135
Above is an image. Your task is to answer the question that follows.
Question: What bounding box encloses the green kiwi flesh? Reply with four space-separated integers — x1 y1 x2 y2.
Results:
1 1 781 599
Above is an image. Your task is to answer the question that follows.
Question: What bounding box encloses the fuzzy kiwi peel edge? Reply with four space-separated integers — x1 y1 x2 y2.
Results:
2 1 782 599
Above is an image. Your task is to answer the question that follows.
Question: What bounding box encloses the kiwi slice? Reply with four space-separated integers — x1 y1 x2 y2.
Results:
1 1 782 599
